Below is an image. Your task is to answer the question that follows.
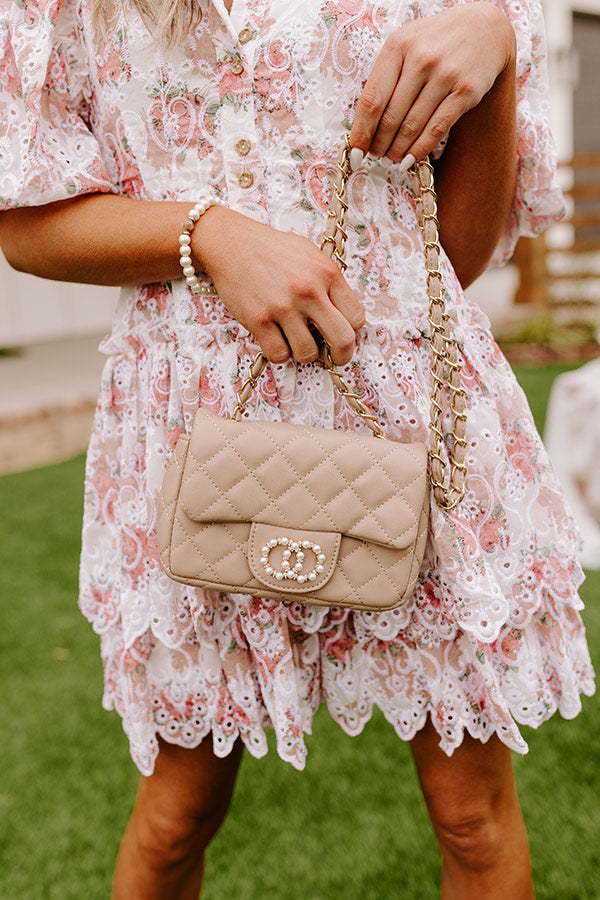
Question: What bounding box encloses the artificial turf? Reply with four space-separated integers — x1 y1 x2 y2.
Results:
0 364 598 899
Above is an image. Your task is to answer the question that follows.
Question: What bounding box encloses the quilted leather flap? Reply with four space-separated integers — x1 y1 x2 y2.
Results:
180 408 429 551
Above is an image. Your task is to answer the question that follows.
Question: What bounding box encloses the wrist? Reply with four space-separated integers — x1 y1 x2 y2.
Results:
176 196 227 293
189 205 240 277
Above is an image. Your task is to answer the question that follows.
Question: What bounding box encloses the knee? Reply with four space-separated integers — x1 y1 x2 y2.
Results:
431 805 503 871
136 794 232 866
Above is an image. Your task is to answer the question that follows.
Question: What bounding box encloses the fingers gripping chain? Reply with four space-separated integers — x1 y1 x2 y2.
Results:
233 137 384 441
233 136 466 510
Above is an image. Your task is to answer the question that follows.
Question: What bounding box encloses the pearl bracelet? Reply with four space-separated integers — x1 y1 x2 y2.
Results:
178 194 226 295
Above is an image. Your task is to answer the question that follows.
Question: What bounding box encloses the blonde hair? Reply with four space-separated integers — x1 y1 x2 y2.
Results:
92 0 202 47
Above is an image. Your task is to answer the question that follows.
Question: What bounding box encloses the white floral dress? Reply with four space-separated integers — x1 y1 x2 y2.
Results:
0 0 594 776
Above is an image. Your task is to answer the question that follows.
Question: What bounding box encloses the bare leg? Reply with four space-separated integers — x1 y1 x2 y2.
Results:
410 719 535 900
112 737 243 900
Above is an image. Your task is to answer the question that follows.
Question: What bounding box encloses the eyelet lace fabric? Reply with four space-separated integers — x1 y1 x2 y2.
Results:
0 0 594 775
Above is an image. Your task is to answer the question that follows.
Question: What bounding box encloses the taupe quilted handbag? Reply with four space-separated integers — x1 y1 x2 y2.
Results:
156 138 467 611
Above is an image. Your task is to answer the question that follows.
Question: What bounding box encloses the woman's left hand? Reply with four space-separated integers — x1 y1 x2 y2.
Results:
349 2 516 168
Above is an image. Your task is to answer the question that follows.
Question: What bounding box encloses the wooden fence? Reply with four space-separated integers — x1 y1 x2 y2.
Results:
513 152 600 319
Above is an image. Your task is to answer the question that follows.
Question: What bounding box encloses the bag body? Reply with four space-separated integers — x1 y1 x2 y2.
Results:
157 409 430 610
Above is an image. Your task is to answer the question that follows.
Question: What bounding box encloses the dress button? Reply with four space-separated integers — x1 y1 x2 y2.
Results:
238 172 254 189
238 27 252 44
230 56 244 75
235 138 251 156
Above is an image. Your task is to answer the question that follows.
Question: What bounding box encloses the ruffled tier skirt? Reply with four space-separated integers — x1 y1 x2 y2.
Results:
80 281 595 775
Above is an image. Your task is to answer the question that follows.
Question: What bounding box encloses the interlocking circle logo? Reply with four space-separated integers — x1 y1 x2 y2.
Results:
260 537 327 584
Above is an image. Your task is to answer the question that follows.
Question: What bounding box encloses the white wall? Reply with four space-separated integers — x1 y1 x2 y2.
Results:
545 0 600 159
0 253 118 348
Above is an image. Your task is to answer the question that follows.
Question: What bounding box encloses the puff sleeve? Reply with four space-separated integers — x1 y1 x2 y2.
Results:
487 0 565 265
0 0 115 209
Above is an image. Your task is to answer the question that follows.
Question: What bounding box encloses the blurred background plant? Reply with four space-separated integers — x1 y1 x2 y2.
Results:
497 312 600 363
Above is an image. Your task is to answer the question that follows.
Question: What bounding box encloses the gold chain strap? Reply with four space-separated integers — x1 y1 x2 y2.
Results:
232 345 386 440
410 160 467 510
232 135 467 510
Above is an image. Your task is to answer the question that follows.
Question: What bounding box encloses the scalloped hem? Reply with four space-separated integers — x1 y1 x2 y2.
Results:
104 671 595 778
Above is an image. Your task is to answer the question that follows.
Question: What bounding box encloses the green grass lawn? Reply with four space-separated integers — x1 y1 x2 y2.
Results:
0 364 598 899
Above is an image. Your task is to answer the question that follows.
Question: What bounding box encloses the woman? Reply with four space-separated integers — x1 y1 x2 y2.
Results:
0 0 594 896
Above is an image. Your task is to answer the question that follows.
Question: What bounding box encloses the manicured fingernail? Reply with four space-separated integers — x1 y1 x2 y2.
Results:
349 148 365 172
398 153 416 173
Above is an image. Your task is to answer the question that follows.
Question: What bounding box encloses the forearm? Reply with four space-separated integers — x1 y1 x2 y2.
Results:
0 194 224 286
434 37 517 287
0 191 364 366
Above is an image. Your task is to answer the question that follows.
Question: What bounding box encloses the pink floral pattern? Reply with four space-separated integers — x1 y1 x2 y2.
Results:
0 0 594 775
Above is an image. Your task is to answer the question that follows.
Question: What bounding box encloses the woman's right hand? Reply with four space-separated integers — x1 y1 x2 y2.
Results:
192 206 365 366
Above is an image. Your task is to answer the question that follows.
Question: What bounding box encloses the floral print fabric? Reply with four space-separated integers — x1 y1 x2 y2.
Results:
0 0 594 775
